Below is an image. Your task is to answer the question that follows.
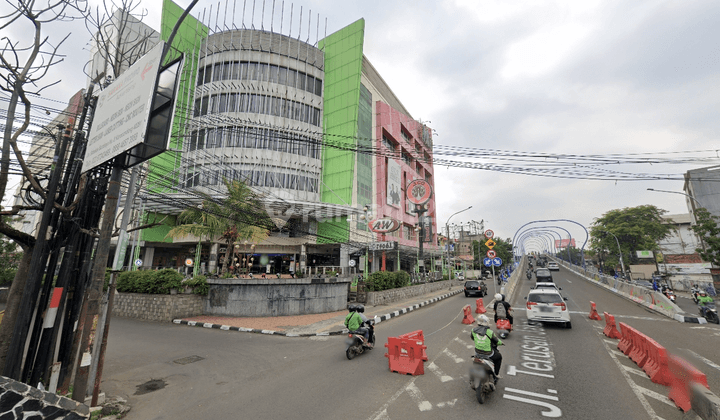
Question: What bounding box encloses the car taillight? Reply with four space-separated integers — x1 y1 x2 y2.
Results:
554 302 566 311
527 302 537 310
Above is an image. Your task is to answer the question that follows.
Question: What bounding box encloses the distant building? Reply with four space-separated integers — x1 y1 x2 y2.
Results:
684 165 720 219
657 213 712 291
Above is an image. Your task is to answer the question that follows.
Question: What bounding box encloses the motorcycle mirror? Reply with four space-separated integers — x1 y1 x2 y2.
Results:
563 297 568 301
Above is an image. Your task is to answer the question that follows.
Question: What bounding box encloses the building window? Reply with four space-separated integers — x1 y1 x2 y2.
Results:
382 133 396 151
197 60 323 96
401 128 411 143
402 151 413 166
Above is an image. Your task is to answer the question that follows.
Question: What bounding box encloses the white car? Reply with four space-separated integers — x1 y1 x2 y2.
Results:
526 289 571 328
534 282 561 291
547 262 560 271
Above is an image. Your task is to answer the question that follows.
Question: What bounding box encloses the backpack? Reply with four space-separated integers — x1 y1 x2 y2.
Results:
495 302 507 319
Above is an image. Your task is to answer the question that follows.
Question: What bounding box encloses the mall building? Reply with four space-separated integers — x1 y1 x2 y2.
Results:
132 1 440 276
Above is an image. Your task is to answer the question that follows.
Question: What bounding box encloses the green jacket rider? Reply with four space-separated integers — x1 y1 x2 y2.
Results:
470 315 503 377
698 293 714 305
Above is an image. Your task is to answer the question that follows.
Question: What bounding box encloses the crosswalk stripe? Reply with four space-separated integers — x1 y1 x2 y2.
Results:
405 382 433 411
443 348 465 363
427 362 454 382
638 386 676 407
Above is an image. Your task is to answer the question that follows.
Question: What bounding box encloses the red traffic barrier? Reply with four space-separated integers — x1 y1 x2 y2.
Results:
589 301 602 320
475 298 487 314
399 330 428 361
384 336 427 375
628 329 648 368
462 305 475 324
602 312 622 339
643 337 671 386
617 322 633 354
668 355 709 412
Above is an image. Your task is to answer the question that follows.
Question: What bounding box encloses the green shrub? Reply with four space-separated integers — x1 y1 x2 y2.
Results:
394 271 410 288
154 269 184 293
115 269 184 294
183 275 209 295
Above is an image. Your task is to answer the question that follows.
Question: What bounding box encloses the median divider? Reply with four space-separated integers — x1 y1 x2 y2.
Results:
462 305 475 324
668 355 709 412
589 301 602 320
384 331 427 376
617 322 633 354
643 337 671 386
602 312 622 339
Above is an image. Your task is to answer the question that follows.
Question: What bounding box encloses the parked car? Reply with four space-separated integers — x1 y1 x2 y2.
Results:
535 268 553 282
464 280 487 297
547 262 560 271
526 289 571 328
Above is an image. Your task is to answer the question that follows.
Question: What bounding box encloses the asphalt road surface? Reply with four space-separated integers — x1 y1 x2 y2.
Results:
101 265 720 419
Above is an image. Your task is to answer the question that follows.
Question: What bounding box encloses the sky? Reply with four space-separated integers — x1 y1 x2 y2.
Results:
3 0 720 254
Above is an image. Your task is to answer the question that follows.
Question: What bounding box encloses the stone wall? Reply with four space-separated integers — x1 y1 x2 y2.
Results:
0 287 8 304
0 376 88 419
366 280 455 306
112 293 204 322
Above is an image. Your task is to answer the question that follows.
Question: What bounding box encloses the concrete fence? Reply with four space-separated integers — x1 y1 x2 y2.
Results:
0 376 89 419
365 280 456 306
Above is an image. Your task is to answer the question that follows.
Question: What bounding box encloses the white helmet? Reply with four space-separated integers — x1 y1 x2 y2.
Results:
494 293 502 301
477 315 490 326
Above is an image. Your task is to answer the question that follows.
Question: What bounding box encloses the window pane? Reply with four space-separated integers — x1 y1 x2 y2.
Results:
197 68 205 86
232 61 240 79
218 93 228 112
258 63 269 82
269 65 279 83
239 62 249 80
296 71 306 91
204 65 212 84
314 78 322 96
278 67 287 85
286 69 296 88
248 63 258 80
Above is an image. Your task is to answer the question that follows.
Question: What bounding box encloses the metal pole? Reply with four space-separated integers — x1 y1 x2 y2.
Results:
445 206 472 279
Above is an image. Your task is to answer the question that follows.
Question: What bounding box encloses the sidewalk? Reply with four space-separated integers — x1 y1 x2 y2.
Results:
173 283 465 337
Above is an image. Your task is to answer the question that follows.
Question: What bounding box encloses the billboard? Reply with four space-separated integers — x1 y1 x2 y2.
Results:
554 239 576 249
387 159 401 208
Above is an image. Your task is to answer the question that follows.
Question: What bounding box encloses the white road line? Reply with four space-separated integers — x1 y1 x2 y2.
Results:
453 337 474 349
443 348 465 363
504 387 559 401
566 280 572 283
427 362 454 382
638 386 676 407
405 382 433 411
600 335 661 419
502 394 562 418
436 399 457 408
623 364 649 378
684 348 720 372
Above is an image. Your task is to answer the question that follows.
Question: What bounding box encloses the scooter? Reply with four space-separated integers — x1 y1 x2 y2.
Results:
496 317 512 339
526 270 532 280
663 288 676 303
469 349 500 404
690 285 701 304
345 321 375 360
699 303 719 324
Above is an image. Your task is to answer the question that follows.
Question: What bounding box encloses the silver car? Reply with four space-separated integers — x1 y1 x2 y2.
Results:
526 289 571 328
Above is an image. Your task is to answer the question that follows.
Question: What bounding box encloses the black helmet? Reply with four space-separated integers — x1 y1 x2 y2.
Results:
348 304 358 312
356 304 365 313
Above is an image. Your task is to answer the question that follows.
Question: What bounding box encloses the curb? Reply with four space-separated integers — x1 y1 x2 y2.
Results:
172 288 464 337
558 260 707 324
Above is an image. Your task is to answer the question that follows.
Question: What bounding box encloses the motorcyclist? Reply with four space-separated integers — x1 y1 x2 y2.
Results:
471 315 503 381
491 293 513 326
698 291 714 306
344 304 372 347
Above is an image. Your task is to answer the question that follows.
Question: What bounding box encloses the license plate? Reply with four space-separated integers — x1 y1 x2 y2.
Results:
539 306 553 312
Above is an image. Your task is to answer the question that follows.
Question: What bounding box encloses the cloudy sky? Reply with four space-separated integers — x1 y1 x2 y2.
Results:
4 0 720 253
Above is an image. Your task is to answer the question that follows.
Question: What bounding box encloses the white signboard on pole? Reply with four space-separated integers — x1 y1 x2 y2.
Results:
83 42 164 173
387 159 401 208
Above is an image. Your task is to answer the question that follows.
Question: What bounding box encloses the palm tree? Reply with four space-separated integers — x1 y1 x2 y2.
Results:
167 179 269 275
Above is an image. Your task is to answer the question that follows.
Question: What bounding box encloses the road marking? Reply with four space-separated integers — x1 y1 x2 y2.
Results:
507 365 555 379
427 362 454 382
566 280 572 283
453 337 474 349
623 364 649 378
443 348 465 363
600 333 660 419
503 393 562 418
405 382 432 411
436 399 457 408
568 312 666 321
504 387 559 401
638 386 676 407
684 349 720 372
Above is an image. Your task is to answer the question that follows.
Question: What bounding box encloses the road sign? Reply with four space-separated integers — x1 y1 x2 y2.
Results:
349 259 357 267
134 259 143 267
483 258 493 267
484 229 494 239
185 258 193 267
493 257 502 267
485 239 496 249
486 250 497 259
406 179 433 205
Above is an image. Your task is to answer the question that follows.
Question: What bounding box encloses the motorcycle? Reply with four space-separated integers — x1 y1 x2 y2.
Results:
690 285 701 304
699 303 719 324
526 270 532 280
469 350 500 404
496 317 512 339
663 288 676 303
345 321 375 360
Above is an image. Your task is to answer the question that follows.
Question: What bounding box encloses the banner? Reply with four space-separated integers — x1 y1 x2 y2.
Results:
387 159 401 208
554 239 576 248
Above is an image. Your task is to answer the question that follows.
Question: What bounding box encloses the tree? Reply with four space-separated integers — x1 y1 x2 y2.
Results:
590 205 673 273
167 180 270 274
690 208 720 266
473 237 513 271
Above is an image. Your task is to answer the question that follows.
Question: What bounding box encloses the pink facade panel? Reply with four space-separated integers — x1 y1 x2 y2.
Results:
374 101 438 249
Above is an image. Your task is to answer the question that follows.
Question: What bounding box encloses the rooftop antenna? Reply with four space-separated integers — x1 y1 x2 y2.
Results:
242 0 247 28
251 0 256 29
261 0 266 31
271 0 276 33
232 0 238 29
298 6 302 40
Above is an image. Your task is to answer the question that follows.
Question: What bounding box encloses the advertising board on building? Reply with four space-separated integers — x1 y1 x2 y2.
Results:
369 241 397 251
387 159 402 208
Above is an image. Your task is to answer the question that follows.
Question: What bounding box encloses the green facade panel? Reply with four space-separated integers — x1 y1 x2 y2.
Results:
317 19 365 244
141 212 177 243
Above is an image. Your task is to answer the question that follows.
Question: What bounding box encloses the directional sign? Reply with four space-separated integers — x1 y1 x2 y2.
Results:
134 259 143 267
486 250 497 259
492 257 503 267
484 229 494 239
349 259 357 267
485 239 496 249
483 258 493 267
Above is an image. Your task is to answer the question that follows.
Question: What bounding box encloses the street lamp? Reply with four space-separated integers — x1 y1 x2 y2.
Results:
445 206 472 278
595 229 626 277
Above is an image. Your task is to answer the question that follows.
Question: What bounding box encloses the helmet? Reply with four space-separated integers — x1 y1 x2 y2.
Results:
700 291 707 296
356 304 365 313
494 293 502 302
477 315 490 326
348 304 358 312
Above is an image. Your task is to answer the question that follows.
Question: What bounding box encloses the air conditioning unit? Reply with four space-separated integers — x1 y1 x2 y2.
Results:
219 247 227 253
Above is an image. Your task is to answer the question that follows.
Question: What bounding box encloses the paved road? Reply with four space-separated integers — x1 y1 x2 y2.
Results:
100 262 720 419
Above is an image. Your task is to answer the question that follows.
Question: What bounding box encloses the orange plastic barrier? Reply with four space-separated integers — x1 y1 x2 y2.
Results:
668 355 709 412
399 330 428 361
628 329 648 368
475 298 487 314
462 305 475 324
643 337 671 386
602 312 622 339
589 301 602 320
384 335 427 375
617 322 633 354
